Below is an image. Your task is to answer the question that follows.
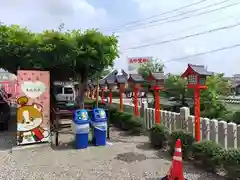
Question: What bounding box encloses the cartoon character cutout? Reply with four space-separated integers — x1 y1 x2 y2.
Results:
16 96 49 144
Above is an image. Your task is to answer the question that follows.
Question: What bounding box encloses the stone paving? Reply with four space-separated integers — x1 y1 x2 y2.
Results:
0 127 224 180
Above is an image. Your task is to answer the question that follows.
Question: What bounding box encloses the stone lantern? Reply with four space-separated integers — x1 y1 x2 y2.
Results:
147 72 165 124
181 64 213 141
116 75 127 112
106 78 116 104
128 74 145 116
99 79 107 104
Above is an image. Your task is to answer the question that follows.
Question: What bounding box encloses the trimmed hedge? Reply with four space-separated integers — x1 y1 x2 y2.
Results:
192 140 223 172
222 148 240 179
108 106 144 135
149 124 169 149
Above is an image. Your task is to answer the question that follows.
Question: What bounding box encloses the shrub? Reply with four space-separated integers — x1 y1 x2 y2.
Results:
192 140 223 172
111 111 122 127
222 148 240 179
128 116 143 135
119 112 133 130
149 124 169 149
169 130 195 160
232 111 240 124
106 104 118 124
110 111 143 135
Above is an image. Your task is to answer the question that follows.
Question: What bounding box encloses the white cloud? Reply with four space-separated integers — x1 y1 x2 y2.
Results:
0 0 108 31
1 0 239 76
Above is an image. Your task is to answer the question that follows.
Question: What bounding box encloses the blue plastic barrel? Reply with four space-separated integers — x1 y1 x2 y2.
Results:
72 109 89 149
91 108 107 146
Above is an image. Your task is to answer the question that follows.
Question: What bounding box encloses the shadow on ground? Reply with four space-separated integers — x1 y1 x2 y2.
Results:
115 152 147 163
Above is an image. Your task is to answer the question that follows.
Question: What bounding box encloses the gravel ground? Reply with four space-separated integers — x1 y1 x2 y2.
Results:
0 127 225 180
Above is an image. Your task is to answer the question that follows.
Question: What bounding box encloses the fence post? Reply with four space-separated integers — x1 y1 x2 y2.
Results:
209 119 218 144
187 115 195 137
237 125 240 148
218 121 228 148
141 102 148 129
179 107 190 130
201 118 210 141
227 122 237 148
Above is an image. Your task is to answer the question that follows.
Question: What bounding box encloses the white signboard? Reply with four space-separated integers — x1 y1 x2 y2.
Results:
127 57 152 74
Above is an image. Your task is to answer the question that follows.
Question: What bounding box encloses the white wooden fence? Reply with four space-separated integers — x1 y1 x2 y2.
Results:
113 102 240 149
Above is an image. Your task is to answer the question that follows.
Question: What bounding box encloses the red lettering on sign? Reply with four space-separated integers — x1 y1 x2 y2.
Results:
138 58 142 63
133 59 137 63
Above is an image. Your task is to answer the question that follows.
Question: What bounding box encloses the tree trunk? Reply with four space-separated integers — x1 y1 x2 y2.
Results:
76 76 87 109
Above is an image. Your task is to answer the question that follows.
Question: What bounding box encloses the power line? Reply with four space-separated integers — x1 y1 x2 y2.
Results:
164 43 240 63
123 22 240 50
105 0 208 29
109 0 240 33
129 14 239 45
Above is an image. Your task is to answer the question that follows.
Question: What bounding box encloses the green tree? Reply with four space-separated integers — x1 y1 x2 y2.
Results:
200 73 231 119
138 58 164 78
164 74 188 106
0 24 119 107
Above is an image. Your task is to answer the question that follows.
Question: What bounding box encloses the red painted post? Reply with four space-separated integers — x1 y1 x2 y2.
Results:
109 89 112 104
119 88 123 112
194 88 201 141
134 87 139 116
101 88 104 104
154 89 160 124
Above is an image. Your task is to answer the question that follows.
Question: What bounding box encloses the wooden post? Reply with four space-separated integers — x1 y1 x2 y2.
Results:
119 87 123 112
154 88 160 124
101 88 104 104
134 87 139 116
194 88 201 141
109 88 112 104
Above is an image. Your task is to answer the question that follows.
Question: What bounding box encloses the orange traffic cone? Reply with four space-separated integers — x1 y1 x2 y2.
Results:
161 139 186 180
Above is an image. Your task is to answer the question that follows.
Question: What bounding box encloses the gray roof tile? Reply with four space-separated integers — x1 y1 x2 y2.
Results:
189 64 213 76
116 75 127 84
129 74 145 82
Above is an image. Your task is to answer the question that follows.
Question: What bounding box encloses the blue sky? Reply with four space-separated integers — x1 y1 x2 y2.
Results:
1 0 240 76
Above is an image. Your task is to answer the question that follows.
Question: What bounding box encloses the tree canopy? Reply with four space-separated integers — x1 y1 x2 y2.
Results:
138 58 164 78
0 24 119 81
0 24 119 106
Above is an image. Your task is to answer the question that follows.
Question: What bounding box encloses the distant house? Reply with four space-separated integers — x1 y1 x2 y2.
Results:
228 74 240 95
